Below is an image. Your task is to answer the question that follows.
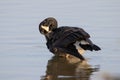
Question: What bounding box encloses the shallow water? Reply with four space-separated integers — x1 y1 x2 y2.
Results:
0 0 120 80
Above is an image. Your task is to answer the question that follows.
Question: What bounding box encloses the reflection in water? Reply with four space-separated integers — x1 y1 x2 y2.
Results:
41 56 99 80
103 73 120 80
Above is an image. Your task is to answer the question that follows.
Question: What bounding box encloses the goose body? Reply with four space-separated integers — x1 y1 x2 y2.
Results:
39 17 101 60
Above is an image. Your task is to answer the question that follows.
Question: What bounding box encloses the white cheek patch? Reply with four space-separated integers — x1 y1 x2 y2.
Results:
41 25 49 32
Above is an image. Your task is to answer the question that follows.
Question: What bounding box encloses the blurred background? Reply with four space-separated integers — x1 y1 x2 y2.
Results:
0 0 120 80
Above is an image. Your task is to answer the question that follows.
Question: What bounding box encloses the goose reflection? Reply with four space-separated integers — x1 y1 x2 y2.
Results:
41 56 99 80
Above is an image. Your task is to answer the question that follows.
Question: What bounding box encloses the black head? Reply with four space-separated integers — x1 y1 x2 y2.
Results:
39 17 58 35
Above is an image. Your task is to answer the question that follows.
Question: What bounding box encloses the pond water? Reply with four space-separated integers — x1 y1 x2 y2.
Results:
0 0 120 80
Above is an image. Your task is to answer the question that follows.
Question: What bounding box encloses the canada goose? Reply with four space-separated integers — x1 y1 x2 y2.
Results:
39 17 101 61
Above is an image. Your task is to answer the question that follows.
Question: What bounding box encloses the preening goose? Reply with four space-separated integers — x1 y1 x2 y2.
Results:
39 17 101 61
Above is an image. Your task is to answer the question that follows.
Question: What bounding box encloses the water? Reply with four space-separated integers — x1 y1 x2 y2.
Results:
0 0 120 80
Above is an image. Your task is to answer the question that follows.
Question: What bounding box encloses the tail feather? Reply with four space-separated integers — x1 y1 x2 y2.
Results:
79 44 101 51
79 44 93 51
81 39 101 51
92 44 101 51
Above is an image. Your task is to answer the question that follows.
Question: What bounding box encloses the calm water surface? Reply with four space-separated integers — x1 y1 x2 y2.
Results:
0 0 120 80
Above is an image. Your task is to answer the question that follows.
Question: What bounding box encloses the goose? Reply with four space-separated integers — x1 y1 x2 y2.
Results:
39 17 101 61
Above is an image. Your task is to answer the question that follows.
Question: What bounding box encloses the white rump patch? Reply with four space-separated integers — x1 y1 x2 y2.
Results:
80 40 89 45
74 41 85 54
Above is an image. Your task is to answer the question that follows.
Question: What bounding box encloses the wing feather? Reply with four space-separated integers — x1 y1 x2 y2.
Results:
52 27 90 47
